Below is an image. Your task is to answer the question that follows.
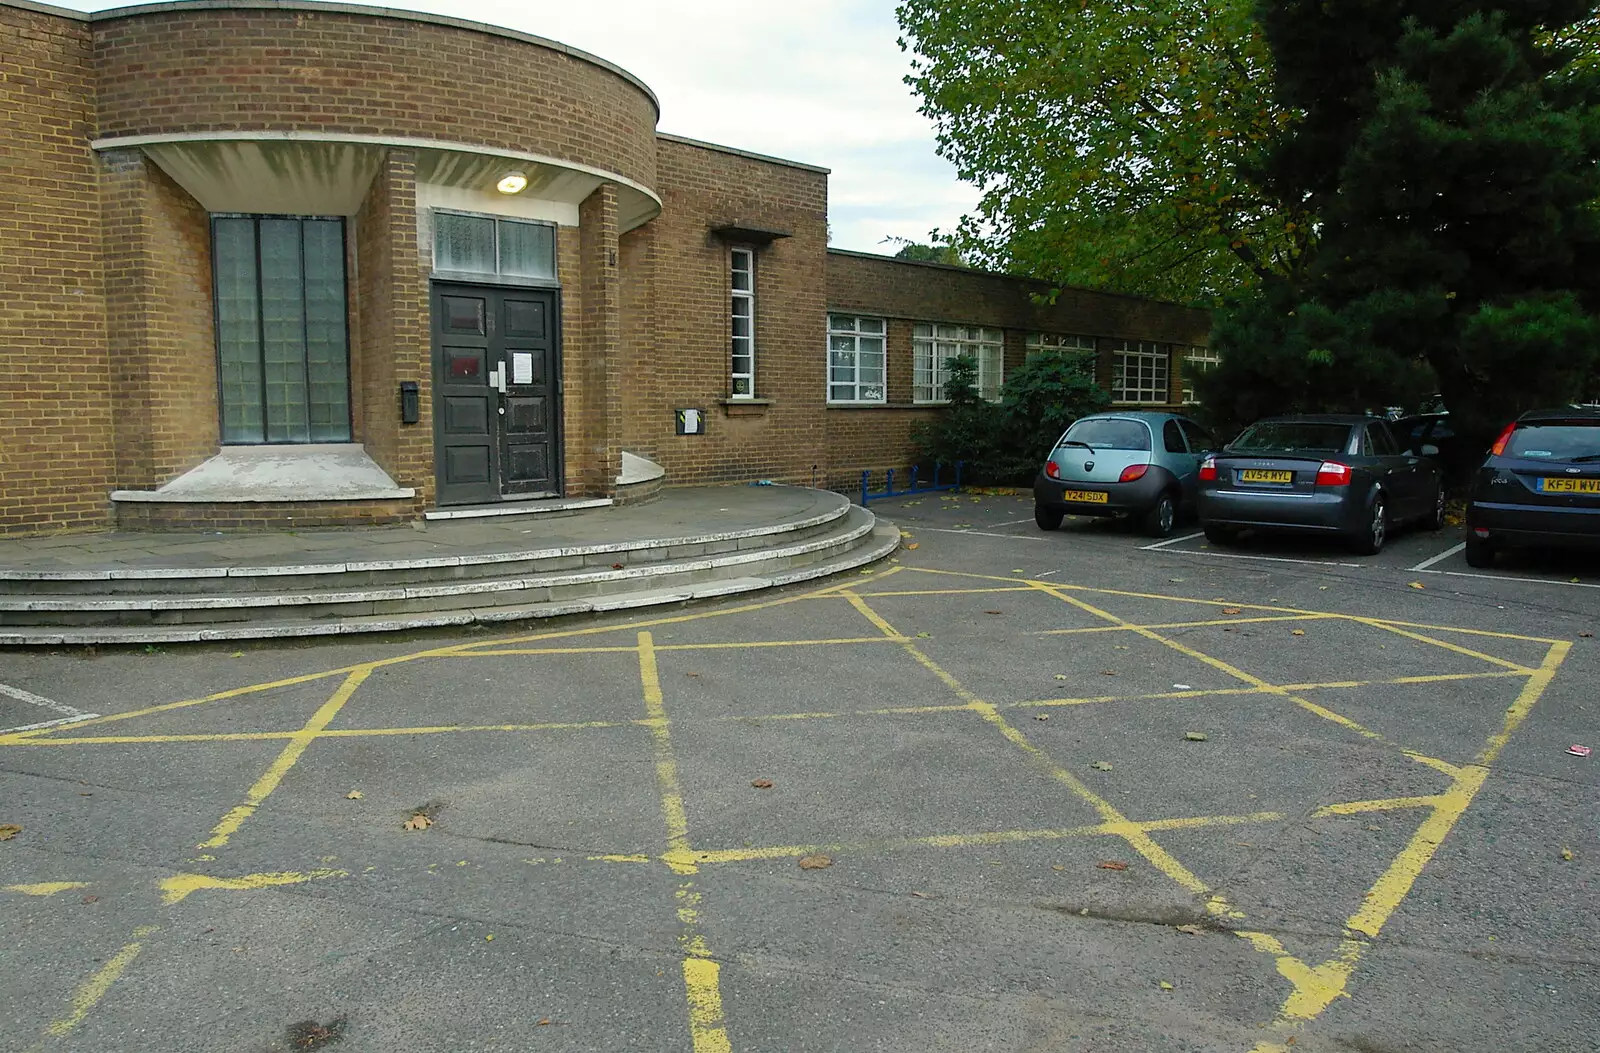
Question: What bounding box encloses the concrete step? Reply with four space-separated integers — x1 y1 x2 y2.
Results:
0 495 852 596
0 512 900 644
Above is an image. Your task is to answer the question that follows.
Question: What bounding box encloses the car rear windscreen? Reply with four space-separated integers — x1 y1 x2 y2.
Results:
1505 423 1600 460
1062 418 1151 451
1229 421 1352 454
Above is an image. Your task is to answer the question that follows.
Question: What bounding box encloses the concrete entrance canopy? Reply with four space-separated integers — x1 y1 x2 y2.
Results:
113 136 662 234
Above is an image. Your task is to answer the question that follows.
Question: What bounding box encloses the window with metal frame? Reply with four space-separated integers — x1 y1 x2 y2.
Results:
212 215 351 444
730 248 756 398
1181 346 1221 404
1110 340 1171 405
913 323 1004 403
827 315 887 403
432 211 556 281
1025 332 1097 377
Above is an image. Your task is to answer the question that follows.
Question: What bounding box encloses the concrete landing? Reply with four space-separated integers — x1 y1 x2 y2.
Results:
109 444 414 503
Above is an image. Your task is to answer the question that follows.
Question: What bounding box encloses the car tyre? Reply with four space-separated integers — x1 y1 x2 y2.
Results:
1464 537 1496 568
1425 484 1447 531
1351 495 1387 555
1203 523 1238 546
1035 505 1064 532
1143 491 1177 538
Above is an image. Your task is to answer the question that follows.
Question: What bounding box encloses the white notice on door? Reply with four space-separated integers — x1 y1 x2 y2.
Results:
511 352 534 385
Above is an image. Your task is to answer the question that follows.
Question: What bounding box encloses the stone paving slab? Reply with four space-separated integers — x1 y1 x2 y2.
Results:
0 486 842 575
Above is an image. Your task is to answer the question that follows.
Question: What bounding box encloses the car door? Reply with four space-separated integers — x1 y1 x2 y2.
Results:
1175 418 1216 507
1366 421 1423 517
1160 418 1200 506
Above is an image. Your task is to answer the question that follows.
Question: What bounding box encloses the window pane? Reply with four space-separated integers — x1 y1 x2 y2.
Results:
828 314 855 331
214 218 262 443
859 317 885 335
498 220 555 280
301 219 350 441
259 219 309 443
435 213 496 273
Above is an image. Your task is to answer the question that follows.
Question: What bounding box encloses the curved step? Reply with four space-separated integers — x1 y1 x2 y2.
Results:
0 518 901 645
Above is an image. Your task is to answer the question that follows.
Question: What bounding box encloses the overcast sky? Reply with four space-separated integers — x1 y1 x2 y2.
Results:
57 0 979 253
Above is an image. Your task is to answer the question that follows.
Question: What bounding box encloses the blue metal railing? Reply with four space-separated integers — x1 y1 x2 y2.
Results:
860 461 964 506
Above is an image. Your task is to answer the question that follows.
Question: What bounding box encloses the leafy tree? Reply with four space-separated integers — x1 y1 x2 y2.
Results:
912 353 1111 483
897 0 1312 305
1202 0 1600 448
882 236 967 265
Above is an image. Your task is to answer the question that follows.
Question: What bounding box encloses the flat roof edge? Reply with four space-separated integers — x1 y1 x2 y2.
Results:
657 132 830 175
0 1 660 116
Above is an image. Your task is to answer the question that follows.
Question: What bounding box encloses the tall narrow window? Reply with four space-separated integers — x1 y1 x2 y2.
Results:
730 248 755 397
213 216 351 444
827 315 887 403
912 323 1003 403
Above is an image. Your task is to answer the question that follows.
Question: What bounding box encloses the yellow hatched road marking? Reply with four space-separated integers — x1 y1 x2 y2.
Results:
1038 613 1344 635
159 868 346 905
1351 617 1534 673
4 881 88 897
37 926 158 1040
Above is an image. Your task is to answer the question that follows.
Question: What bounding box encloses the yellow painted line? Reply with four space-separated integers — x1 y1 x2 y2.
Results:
451 645 640 656
39 926 158 1038
588 853 651 864
1279 670 1528 691
1312 795 1444 817
0 718 643 748
681 956 732 1053
1354 617 1564 645
1038 613 1343 635
638 631 694 875
1015 686 1272 709
4 881 88 897
1351 618 1534 673
854 586 1040 597
159 868 346 905
197 667 371 849
1478 641 1571 765
452 637 910 657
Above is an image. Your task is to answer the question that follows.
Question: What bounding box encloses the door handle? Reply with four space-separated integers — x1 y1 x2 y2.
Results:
488 363 507 394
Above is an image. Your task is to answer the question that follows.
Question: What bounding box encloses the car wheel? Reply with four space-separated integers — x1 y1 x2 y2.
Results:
1425 484 1446 531
1464 536 1496 568
1143 492 1177 538
1203 524 1238 546
1351 495 1387 555
1035 505 1064 532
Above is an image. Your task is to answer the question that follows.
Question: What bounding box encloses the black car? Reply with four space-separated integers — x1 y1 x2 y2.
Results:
1198 414 1445 554
1464 407 1600 567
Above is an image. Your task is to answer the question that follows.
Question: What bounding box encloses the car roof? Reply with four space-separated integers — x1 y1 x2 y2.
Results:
1246 414 1375 425
1519 406 1600 422
1076 411 1183 421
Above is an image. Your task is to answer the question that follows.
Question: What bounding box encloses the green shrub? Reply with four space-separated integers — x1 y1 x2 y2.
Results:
912 354 1111 484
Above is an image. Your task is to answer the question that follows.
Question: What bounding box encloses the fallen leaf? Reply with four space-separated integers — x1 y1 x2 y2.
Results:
1079 908 1089 915
1223 627 1237 632
910 891 930 898
0 825 20 841
1580 632 1594 638
485 933 494 941
685 672 701 678
403 814 433 831
345 791 364 800
1291 629 1306 636
1102 669 1117 676
1173 684 1193 690
1169 578 1185 583
611 563 625 570
81 895 98 904
916 632 931 639
1561 847 1574 861
1011 568 1024 573
1185 732 1209 742
750 779 774 789
1159 980 1174 990
231 651 244 658
1176 924 1203 936
905 542 920 550
1097 860 1129 871
1408 581 1425 589
1033 714 1050 721
984 610 1002 615
798 854 833 870
1091 761 1113 771
1051 865 1066 872
537 1018 551 1026
1222 608 1242 615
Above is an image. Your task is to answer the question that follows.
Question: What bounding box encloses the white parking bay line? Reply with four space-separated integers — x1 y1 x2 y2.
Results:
0 681 98 734
1140 532 1205 551
1160 549 1367 569
1410 542 1466 572
1418 568 1600 590
921 528 1048 541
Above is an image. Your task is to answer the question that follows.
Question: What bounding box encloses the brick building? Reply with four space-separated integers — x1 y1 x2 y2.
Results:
0 0 1210 537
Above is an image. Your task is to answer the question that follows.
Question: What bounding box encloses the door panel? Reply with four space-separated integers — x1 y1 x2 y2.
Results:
432 284 562 506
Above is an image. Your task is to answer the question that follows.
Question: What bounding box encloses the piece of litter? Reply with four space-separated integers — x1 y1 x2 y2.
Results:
911 891 930 898
916 632 931 639
1034 714 1050 721
1185 732 1208 742
1580 632 1594 638
1408 581 1425 589
1079 908 1090 916
798 854 833 870
751 778 774 789
1173 684 1192 690
1159 980 1174 990
1292 629 1306 636
1567 744 1591 757
1102 669 1117 676
485 934 494 941
1097 860 1129 871
1169 578 1184 583
1091 761 1113 771
1176 924 1203 936
345 791 363 800
1012 568 1025 574
611 563 625 570
1054 674 1068 681
984 610 1002 615
1560 847 1574 861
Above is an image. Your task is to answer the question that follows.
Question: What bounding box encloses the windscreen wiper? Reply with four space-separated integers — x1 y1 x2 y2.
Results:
1059 439 1097 453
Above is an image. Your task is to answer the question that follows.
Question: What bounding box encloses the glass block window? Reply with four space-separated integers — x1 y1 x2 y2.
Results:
213 216 350 444
912 323 1004 403
1181 346 1221 404
1110 341 1172 404
730 248 756 398
433 211 556 281
1025 332 1098 376
827 315 887 403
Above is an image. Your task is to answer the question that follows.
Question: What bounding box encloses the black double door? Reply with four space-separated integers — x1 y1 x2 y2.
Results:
432 284 561 506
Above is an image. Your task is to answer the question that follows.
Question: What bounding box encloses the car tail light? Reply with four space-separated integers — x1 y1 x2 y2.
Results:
1315 461 1352 486
1118 464 1149 483
1489 421 1517 456
1046 460 1060 479
1199 456 1217 482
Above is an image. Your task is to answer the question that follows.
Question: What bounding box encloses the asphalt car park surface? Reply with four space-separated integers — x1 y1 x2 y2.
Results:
2 492 1597 1053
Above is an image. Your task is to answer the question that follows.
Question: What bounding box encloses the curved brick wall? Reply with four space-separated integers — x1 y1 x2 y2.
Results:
91 5 659 191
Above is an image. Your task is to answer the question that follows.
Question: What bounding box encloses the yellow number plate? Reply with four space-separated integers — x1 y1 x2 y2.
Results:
1540 477 1600 494
1061 490 1110 504
1239 469 1294 483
